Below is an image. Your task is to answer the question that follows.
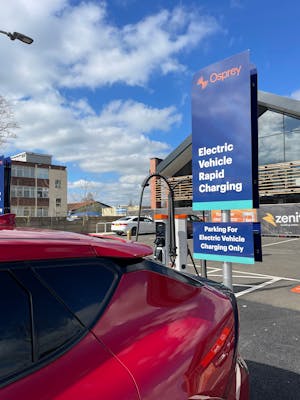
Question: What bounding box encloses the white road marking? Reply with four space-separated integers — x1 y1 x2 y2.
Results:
232 268 300 282
187 263 300 297
262 238 299 247
208 274 269 279
189 264 300 282
235 278 281 298
232 284 253 288
188 238 300 298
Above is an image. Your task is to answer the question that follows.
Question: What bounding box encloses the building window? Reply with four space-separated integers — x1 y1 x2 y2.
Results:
37 208 48 217
258 110 283 138
23 207 31 216
11 165 34 178
55 179 61 189
11 186 35 198
259 134 284 165
37 168 49 179
284 115 300 133
37 187 49 198
284 115 300 162
258 111 300 165
56 198 61 208
16 187 23 197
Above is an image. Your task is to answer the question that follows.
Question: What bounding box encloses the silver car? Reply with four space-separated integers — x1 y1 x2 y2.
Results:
111 216 155 236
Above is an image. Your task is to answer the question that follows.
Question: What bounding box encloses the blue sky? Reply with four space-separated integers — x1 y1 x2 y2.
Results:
1 0 299 206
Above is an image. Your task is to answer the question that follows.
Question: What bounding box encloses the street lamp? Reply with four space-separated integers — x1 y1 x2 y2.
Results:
0 30 33 44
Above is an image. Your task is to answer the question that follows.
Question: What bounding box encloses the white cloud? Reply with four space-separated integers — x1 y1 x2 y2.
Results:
1 1 220 94
57 4 219 88
9 97 178 177
1 0 221 205
291 89 300 100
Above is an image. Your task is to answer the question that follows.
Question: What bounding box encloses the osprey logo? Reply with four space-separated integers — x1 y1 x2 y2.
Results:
196 76 208 89
196 65 242 90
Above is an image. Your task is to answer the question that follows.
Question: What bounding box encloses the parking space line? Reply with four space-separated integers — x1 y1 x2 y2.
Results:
232 269 275 278
235 278 281 298
233 284 254 288
187 264 300 297
207 274 266 279
232 268 300 282
205 268 222 274
262 238 299 247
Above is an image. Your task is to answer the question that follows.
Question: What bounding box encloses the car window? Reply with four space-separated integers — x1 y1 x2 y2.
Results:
13 268 85 361
144 218 153 222
132 217 138 222
35 259 119 327
0 259 120 386
0 271 32 380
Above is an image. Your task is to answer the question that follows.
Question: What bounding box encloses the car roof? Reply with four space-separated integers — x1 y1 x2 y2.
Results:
0 215 153 262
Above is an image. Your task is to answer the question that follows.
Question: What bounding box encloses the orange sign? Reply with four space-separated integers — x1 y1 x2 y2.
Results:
211 209 257 223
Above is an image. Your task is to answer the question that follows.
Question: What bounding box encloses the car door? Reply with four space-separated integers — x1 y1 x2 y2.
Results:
0 261 140 400
92 259 236 400
135 217 146 234
142 217 155 233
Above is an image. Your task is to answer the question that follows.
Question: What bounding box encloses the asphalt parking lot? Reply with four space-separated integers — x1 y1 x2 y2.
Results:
134 234 300 399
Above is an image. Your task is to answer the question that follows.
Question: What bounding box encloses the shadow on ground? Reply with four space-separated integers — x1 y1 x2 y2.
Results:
247 360 300 399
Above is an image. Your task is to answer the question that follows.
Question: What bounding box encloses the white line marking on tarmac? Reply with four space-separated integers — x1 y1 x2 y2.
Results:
206 268 221 274
187 262 300 299
235 278 281 298
232 268 300 282
233 284 253 288
208 274 269 279
262 238 299 247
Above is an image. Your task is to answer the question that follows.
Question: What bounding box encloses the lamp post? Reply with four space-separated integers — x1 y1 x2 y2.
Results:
0 30 33 44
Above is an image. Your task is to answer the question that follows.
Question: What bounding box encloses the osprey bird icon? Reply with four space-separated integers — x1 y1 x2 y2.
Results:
197 76 208 89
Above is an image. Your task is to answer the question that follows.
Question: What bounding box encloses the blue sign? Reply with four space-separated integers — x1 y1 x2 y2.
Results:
0 156 4 214
193 222 257 264
0 156 11 215
192 51 257 211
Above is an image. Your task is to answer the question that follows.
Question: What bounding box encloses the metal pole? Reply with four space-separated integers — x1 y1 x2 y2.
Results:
222 210 233 290
200 259 207 278
201 210 207 278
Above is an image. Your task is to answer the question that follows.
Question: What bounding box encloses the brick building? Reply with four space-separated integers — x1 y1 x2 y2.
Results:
10 152 67 217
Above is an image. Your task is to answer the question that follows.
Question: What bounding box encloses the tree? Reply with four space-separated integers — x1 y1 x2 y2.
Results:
0 95 18 146
82 192 95 202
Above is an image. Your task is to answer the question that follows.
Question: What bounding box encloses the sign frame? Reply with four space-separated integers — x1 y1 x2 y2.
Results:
192 50 258 211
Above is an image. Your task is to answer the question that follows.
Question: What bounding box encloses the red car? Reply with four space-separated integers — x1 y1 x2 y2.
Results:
0 214 249 399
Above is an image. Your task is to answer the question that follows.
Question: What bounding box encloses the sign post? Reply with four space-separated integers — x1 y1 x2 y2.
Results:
221 210 232 289
192 51 261 289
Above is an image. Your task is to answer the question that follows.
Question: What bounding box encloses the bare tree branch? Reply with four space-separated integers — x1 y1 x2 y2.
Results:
0 95 19 146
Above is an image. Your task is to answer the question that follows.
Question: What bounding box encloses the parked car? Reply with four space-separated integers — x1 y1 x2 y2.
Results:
67 211 101 221
0 213 249 400
111 215 155 236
